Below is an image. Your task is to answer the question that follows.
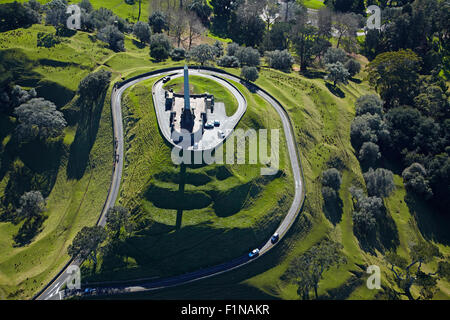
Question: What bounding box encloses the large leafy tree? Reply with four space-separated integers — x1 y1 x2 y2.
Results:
367 49 421 108
16 191 46 221
78 69 112 102
386 242 446 300
14 98 67 142
133 21 151 44
68 226 107 267
287 240 346 299
363 168 395 198
188 44 215 65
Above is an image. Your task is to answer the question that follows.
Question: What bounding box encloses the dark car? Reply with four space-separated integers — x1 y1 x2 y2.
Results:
271 233 279 244
162 76 171 83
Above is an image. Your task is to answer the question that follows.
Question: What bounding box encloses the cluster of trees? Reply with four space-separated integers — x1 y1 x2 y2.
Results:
386 241 450 300
363 49 449 212
0 0 41 32
68 206 134 271
362 0 449 74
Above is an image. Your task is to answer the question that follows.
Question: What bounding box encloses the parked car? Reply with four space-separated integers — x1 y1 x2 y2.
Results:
248 248 260 258
193 142 198 150
271 233 279 244
214 120 220 127
218 130 225 139
204 122 214 129
162 76 171 83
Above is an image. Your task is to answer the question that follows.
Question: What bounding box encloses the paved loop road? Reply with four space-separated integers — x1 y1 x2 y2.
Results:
34 67 305 300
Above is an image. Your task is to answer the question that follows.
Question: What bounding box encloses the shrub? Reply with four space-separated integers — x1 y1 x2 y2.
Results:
265 50 294 71
217 55 240 68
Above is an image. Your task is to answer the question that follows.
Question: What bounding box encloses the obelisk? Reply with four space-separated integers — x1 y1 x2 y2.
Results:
184 64 190 111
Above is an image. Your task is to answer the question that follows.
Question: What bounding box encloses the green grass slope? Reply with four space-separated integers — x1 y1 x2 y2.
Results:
0 21 183 299
79 75 295 283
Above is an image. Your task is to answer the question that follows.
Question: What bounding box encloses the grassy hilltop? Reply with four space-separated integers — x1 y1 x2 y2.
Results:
0 0 448 300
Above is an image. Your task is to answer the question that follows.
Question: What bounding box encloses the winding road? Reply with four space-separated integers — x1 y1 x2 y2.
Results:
34 67 305 300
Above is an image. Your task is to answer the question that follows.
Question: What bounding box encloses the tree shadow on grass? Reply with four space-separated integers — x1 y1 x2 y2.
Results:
325 82 345 98
132 39 146 49
13 214 48 247
404 194 450 246
67 90 107 180
1 137 63 222
301 69 327 80
355 206 400 255
323 197 344 225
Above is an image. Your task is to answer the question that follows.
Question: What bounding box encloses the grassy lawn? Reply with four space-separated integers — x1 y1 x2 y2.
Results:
300 0 326 10
163 75 239 116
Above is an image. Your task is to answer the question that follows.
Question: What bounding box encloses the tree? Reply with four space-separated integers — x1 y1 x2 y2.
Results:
262 21 290 52
97 25 125 52
359 142 381 167
212 40 224 58
45 0 68 28
355 94 383 117
14 98 67 142
16 191 46 221
188 0 212 26
230 0 266 47
186 11 205 50
235 46 260 67
218 55 240 68
79 0 93 13
261 0 280 30
402 163 433 199
265 50 294 71
333 12 359 48
344 59 361 77
148 10 168 33
386 242 443 300
227 42 240 56
287 240 346 299
350 186 384 240
367 49 421 108
317 7 332 38
0 1 41 32
363 168 395 198
78 69 112 102
133 21 151 44
188 44 215 65
241 66 259 83
325 0 365 14
290 7 316 71
106 206 134 239
325 62 350 87
170 47 186 61
323 47 347 65
350 113 389 150
322 168 342 191
170 8 188 48
150 33 171 61
210 0 239 35
68 226 106 268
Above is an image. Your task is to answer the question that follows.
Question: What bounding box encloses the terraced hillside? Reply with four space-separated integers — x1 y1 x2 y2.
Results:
79 76 295 282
